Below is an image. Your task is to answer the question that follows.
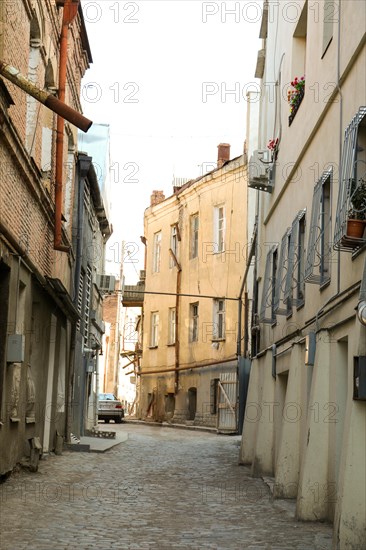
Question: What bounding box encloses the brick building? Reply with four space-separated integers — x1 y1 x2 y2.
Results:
0 1 92 474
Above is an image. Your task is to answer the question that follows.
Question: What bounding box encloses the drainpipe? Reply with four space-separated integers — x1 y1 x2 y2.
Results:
169 246 182 394
0 61 92 132
237 221 257 357
175 267 182 394
55 0 81 252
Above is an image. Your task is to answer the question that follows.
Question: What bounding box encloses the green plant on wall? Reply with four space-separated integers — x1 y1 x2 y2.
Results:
349 178 366 220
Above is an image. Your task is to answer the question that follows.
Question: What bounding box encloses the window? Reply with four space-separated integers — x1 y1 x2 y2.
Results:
290 1 307 125
292 1 307 77
334 107 366 251
26 15 42 154
277 210 307 314
271 248 278 322
322 1 334 57
273 230 290 316
214 205 225 253
150 312 159 347
190 214 199 259
190 303 199 342
213 299 225 339
168 307 176 345
297 214 306 303
169 224 178 268
320 176 331 283
305 170 332 285
259 245 278 324
286 233 293 314
153 231 161 273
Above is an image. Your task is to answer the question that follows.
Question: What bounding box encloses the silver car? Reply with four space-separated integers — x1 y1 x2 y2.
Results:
98 393 125 423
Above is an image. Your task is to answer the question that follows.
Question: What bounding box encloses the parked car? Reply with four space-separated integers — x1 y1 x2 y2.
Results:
98 393 124 423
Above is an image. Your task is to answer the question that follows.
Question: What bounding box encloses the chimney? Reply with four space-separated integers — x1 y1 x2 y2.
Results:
150 190 165 206
217 143 231 168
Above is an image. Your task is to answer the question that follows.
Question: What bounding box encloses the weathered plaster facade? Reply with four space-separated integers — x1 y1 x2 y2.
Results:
241 1 366 547
139 148 248 428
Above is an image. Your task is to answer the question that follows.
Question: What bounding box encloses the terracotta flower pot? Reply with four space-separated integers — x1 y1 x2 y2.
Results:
347 218 366 239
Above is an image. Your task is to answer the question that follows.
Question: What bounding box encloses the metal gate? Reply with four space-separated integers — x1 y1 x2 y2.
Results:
217 372 238 433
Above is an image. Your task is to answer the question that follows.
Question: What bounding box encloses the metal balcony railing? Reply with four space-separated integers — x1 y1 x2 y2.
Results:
334 107 366 251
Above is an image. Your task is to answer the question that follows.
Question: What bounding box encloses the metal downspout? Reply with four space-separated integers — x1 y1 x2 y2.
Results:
237 220 257 357
0 61 92 131
55 0 80 252
175 267 181 394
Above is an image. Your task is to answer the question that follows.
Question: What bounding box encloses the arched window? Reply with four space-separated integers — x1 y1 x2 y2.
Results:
26 14 42 154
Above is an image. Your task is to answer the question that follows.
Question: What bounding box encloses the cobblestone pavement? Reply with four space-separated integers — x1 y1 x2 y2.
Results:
0 423 333 550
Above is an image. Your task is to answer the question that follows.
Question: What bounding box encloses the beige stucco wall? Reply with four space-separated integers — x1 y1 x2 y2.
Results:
242 1 366 547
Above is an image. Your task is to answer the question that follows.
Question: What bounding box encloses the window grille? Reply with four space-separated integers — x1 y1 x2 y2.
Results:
284 209 306 307
273 231 290 315
305 170 332 284
259 245 278 324
334 107 366 251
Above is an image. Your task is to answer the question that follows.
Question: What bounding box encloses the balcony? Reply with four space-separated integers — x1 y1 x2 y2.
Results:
334 107 366 252
248 150 274 193
122 282 145 307
288 89 304 126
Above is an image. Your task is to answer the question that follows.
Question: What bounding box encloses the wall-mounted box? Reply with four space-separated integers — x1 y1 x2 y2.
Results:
305 332 316 366
86 361 94 373
6 334 25 363
353 356 366 401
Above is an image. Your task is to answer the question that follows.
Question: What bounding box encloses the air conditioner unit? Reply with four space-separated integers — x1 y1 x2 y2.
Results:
96 274 116 292
248 150 274 193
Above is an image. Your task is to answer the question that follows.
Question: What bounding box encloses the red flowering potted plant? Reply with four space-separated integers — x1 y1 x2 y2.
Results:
267 138 279 161
288 76 305 125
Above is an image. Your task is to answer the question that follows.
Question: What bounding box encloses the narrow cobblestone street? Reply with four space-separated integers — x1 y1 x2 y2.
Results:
0 424 333 550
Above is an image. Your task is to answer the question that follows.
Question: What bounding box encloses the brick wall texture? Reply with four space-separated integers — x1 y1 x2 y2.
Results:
0 0 90 278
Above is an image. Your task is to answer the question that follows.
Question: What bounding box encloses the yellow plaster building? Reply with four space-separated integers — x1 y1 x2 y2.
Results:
138 145 248 429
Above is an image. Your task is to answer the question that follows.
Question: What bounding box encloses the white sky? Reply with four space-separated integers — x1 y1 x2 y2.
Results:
80 0 261 282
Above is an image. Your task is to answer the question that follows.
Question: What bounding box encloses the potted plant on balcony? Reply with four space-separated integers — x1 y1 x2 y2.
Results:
288 76 305 125
347 178 366 239
267 138 279 161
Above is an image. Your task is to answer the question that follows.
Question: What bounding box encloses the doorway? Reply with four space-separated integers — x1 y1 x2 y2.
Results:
187 387 197 420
